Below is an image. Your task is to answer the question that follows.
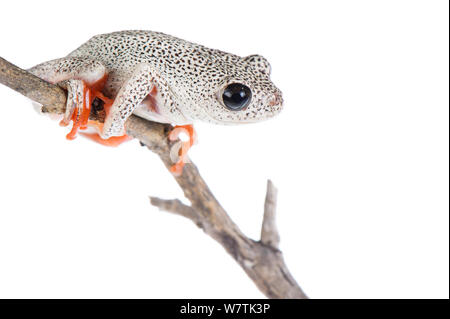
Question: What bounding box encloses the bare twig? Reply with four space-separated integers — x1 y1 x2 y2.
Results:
0 57 66 114
0 56 308 299
149 197 199 223
261 180 280 248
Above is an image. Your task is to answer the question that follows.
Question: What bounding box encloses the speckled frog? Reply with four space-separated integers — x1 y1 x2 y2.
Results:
29 31 283 174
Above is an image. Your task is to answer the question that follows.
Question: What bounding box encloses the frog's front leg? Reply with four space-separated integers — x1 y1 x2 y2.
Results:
101 63 157 138
101 63 196 175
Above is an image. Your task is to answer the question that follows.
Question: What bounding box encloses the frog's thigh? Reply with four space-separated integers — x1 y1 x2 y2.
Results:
102 63 157 138
28 57 107 85
29 57 108 126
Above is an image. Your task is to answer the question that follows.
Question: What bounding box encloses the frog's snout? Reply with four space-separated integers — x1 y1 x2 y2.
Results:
269 91 283 108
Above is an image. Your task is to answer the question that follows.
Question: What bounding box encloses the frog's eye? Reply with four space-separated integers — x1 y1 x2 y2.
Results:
222 83 252 111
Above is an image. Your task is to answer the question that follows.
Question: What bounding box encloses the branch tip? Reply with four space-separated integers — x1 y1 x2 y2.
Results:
149 196 197 221
261 179 280 248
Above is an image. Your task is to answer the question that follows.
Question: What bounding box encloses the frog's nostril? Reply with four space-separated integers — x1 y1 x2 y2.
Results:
269 92 283 107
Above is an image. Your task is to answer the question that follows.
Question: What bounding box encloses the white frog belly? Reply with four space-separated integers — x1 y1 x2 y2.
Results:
133 92 191 125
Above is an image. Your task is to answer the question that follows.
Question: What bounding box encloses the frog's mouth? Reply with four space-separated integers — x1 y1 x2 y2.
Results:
205 108 283 125
208 98 283 125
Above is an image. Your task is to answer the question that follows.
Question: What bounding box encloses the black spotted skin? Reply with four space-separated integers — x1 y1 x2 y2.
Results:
30 30 284 137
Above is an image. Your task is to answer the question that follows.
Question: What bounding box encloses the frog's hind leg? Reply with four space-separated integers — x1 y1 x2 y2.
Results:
29 57 111 139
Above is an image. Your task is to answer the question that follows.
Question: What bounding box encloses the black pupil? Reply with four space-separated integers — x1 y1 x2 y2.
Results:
222 83 251 110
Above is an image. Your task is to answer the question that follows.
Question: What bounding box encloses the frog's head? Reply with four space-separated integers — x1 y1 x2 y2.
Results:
185 54 283 125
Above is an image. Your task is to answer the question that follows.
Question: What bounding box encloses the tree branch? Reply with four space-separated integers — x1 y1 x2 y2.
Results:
149 197 200 223
0 56 307 299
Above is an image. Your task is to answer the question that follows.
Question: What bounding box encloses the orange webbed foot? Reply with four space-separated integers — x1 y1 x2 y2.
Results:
168 124 197 176
60 76 114 140
80 132 133 147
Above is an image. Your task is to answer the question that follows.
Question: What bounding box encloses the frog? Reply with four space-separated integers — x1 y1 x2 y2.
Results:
29 30 284 174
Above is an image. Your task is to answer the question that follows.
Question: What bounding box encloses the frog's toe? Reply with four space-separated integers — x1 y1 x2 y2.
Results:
169 124 197 146
59 80 78 127
168 124 196 176
63 80 92 140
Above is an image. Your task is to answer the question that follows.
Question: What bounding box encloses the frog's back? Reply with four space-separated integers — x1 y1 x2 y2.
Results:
67 30 243 96
68 30 237 74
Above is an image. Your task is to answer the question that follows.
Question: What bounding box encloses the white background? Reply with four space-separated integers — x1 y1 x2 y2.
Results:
0 0 448 298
